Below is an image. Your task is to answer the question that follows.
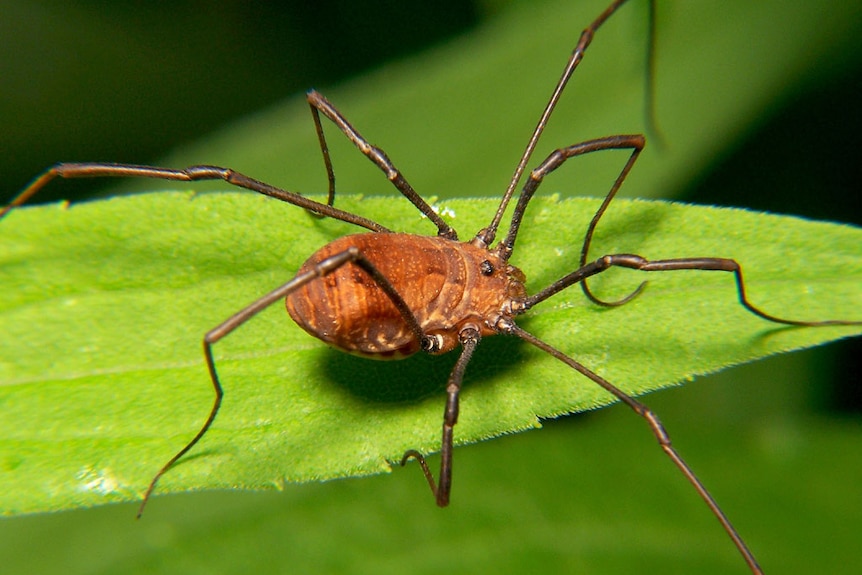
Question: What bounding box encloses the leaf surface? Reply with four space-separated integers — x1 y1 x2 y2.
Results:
1 192 859 514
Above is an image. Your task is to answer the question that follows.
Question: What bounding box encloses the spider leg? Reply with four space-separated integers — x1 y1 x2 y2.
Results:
479 0 657 246
0 162 390 232
499 134 647 304
307 90 457 240
401 326 481 507
507 322 764 575
137 246 432 517
526 252 861 327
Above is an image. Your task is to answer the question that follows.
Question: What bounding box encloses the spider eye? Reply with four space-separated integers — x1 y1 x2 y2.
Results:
480 260 495 276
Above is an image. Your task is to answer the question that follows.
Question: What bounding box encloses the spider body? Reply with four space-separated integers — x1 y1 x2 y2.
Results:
286 233 526 358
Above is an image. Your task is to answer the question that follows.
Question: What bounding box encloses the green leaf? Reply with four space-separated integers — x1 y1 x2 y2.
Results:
1 192 859 515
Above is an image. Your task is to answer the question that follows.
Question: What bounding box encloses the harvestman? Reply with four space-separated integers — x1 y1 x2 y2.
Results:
3 1 860 573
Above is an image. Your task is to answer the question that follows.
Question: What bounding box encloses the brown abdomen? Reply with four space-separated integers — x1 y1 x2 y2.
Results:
285 233 521 358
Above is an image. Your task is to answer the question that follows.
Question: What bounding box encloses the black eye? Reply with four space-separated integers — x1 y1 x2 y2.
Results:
480 260 495 276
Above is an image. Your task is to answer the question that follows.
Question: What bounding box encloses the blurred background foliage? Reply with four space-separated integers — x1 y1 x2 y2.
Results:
1 0 860 573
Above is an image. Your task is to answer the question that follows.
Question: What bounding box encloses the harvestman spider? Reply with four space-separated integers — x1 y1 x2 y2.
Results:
3 0 860 573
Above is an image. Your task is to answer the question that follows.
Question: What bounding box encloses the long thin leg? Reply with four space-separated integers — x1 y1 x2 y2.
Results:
478 0 654 247
499 134 644 261
643 0 664 148
400 325 481 507
0 163 391 232
526 253 861 326
497 132 647 304
307 90 458 241
498 131 860 321
136 246 433 517
505 322 764 575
